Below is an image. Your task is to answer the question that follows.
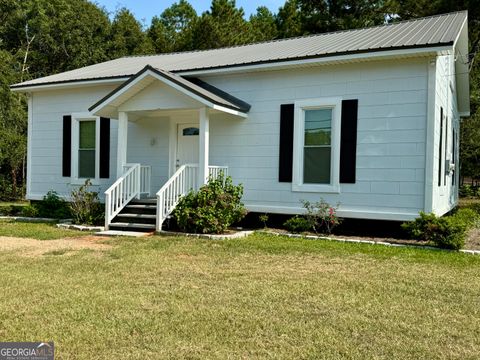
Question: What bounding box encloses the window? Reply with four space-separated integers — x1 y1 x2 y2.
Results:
292 98 341 193
183 127 199 136
303 109 331 184
78 120 96 178
71 113 100 183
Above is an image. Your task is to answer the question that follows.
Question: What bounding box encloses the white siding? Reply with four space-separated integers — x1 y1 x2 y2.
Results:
203 59 429 220
29 85 118 199
29 57 437 220
431 54 459 215
126 116 170 193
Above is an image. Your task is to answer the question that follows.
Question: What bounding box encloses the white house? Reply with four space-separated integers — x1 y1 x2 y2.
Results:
11 11 470 232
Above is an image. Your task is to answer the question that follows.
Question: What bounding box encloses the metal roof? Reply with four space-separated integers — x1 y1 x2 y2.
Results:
89 65 251 114
11 11 467 89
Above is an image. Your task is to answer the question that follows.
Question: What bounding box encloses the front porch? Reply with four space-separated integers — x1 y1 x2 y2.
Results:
89 66 250 232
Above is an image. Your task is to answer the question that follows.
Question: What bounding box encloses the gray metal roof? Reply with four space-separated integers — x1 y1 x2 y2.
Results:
11 11 467 89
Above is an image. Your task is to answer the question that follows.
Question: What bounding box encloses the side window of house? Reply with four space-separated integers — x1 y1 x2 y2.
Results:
78 120 96 178
303 109 332 184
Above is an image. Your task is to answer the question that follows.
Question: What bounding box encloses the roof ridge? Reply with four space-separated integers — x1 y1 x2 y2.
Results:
121 10 467 59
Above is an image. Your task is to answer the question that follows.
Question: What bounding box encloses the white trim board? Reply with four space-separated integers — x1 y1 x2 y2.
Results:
90 69 248 119
244 204 420 221
26 94 33 198
292 97 342 193
70 112 101 185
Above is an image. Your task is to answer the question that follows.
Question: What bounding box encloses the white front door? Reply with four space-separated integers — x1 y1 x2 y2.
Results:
176 123 199 169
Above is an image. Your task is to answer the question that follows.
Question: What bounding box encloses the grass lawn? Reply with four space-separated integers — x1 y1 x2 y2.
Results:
0 226 479 359
0 219 91 240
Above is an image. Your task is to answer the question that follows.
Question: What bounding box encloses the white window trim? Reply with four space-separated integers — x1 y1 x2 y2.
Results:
292 97 342 193
71 112 101 185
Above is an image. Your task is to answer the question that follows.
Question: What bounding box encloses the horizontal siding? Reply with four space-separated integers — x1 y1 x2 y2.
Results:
29 57 431 220
29 85 118 198
204 59 429 218
126 117 170 192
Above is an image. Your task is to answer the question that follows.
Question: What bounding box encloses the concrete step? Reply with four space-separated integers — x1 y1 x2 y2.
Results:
130 198 156 205
109 222 156 232
96 230 151 237
125 204 157 210
116 213 156 220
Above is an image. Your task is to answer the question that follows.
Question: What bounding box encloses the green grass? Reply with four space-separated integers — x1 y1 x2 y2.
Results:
0 231 479 359
0 219 91 240
0 200 29 206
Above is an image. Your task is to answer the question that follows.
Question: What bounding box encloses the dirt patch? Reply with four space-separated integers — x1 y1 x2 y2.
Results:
466 228 480 250
0 235 112 257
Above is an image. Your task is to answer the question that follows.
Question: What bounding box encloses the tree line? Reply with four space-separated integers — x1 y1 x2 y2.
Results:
0 0 478 199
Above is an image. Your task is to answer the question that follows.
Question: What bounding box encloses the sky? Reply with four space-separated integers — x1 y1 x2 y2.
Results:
93 0 286 25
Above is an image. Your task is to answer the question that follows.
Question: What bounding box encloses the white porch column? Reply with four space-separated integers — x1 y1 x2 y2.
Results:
198 107 209 185
117 111 128 178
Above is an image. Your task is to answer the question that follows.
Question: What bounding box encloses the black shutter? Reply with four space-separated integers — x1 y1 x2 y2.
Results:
62 115 72 177
438 107 443 187
279 104 294 182
339 99 358 183
444 116 448 185
99 117 110 178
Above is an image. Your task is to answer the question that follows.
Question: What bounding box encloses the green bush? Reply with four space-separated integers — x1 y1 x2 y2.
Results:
0 175 17 201
21 205 39 218
459 184 474 197
0 204 26 216
35 190 71 219
302 199 341 234
284 216 311 233
173 173 247 234
259 213 269 228
459 184 480 198
452 208 480 228
402 212 467 250
69 179 104 225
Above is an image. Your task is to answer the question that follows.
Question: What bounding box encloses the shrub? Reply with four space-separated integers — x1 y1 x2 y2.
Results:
173 173 247 234
69 179 104 225
34 190 71 219
0 175 16 201
259 214 269 228
452 208 480 228
21 205 39 218
302 199 341 234
459 184 473 197
284 216 311 233
402 212 467 250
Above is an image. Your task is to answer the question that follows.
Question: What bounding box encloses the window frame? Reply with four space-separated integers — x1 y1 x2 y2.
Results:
71 112 101 185
292 97 342 193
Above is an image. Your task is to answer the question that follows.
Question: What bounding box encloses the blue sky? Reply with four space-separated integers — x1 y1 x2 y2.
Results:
93 0 286 25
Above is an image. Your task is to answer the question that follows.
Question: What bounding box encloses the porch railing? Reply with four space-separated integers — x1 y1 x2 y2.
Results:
208 165 228 179
156 164 228 231
105 163 152 230
123 164 152 197
105 163 141 230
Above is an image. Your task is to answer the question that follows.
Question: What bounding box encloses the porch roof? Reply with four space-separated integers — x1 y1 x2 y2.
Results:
89 65 251 118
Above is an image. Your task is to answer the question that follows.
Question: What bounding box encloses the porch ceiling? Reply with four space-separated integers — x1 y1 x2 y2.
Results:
89 65 250 119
